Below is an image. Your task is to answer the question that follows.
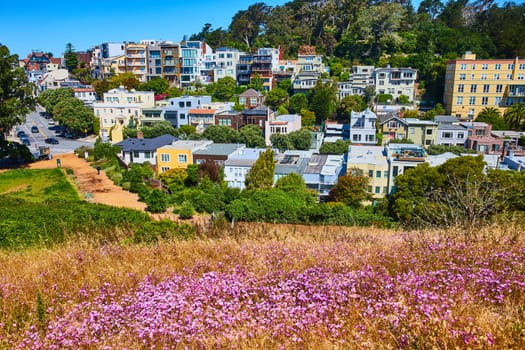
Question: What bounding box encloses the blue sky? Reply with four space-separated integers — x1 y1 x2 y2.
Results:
1 1 288 57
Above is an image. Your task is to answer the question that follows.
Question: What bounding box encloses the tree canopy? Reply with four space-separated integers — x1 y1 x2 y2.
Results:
245 148 275 190
0 44 37 139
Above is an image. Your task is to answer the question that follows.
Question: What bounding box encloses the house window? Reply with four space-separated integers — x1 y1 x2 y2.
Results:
508 64 514 70
458 133 464 139
352 134 362 142
179 102 184 107
393 166 399 177
375 186 380 194
133 151 140 158
384 171 388 178
494 74 500 80
469 96 476 105
180 113 185 119
470 74 475 80
366 134 375 142
471 64 476 70
457 84 464 93
161 166 170 172
496 84 503 93
475 129 485 136
481 97 488 105
460 64 467 70
518 74 524 80
456 96 463 105
144 151 151 159
186 101 191 107
409 127 415 134
470 84 477 93
442 132 452 138
481 74 487 80
495 64 501 70
482 64 488 70
459 74 466 80
507 74 513 80
178 154 187 163
425 140 432 145
376 171 381 178
368 170 373 178
426 129 433 135
160 154 170 162
383 186 388 194
239 97 246 105
483 84 490 93
250 97 257 105
495 96 501 106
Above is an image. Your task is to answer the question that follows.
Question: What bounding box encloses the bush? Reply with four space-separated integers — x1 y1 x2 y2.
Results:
145 189 168 213
133 220 195 244
178 201 195 219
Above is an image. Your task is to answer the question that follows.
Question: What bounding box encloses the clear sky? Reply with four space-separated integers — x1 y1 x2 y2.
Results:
0 0 289 57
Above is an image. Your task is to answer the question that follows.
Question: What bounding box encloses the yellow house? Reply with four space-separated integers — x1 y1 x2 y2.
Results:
443 51 525 120
346 146 389 198
157 140 213 173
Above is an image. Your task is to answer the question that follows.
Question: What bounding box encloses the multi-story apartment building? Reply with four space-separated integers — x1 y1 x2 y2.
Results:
265 114 302 145
180 41 212 87
443 51 525 120
236 54 253 86
213 47 243 82
159 41 181 85
146 43 162 80
251 48 280 91
100 55 126 78
374 66 417 102
158 95 212 128
94 87 155 142
125 43 148 82
347 145 389 198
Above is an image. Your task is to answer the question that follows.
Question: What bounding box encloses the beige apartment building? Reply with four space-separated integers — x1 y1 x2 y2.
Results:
444 52 525 120
125 43 148 82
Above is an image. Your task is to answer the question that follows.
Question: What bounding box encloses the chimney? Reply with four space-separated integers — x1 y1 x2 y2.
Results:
137 131 144 139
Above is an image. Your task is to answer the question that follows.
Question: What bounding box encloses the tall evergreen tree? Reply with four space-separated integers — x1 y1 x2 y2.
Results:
64 43 78 72
245 148 275 190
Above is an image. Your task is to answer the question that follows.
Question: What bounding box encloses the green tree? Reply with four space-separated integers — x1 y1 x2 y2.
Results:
53 97 96 135
64 43 78 71
270 133 293 152
300 109 316 127
363 85 376 107
277 79 292 93
239 125 265 148
503 103 525 131
476 107 508 130
137 77 169 94
277 105 289 115
337 95 366 121
0 44 37 140
319 140 351 154
245 148 275 190
202 125 238 143
264 88 289 110
37 88 74 116
178 200 195 219
228 2 271 49
275 172 306 192
145 189 168 213
328 171 372 208
213 77 236 101
109 72 140 91
289 93 308 114
288 129 312 150
140 121 179 138
248 74 264 92
309 80 338 123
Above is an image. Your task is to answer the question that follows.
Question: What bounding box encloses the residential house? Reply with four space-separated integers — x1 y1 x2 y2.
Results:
159 95 212 128
236 54 252 86
349 108 377 145
73 87 97 107
239 89 265 109
324 123 345 143
436 124 467 146
180 41 211 87
434 115 460 125
386 143 427 194
188 108 218 133
346 145 389 198
125 42 148 82
337 65 374 100
215 110 242 129
38 69 69 90
158 41 181 85
292 45 325 94
156 140 213 173
374 66 417 102
224 148 270 190
502 154 525 171
94 87 155 142
251 47 280 91
193 143 246 166
302 154 345 201
274 150 312 182
461 121 504 154
241 107 271 132
292 71 321 94
379 114 408 144
404 118 438 147
443 51 525 120
115 134 177 167
265 114 302 145
100 55 126 78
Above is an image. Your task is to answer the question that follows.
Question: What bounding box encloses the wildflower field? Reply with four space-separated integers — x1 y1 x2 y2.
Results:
1 224 524 349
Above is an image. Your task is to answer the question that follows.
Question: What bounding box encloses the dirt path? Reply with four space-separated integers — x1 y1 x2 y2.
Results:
29 153 147 211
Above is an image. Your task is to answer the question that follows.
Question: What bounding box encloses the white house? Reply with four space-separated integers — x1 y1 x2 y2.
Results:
265 114 302 146
224 148 270 190
115 134 177 166
349 108 377 144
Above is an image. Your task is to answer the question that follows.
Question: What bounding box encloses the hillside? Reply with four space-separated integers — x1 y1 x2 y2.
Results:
1 224 524 348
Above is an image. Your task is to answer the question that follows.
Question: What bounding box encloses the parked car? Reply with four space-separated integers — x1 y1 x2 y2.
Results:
44 137 59 145
20 137 30 146
17 130 26 138
31 126 39 133
48 120 55 125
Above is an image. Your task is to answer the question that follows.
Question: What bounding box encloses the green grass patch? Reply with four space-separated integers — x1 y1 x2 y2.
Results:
0 169 79 202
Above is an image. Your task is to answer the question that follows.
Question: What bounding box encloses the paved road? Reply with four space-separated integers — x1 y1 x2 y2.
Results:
12 106 95 154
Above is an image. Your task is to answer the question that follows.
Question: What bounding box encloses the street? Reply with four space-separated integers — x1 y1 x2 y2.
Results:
11 106 95 155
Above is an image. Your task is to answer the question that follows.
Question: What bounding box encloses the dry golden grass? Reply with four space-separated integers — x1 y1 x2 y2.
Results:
1 222 524 349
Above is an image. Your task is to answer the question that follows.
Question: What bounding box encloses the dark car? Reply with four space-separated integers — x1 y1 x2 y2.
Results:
45 137 59 145
31 126 39 133
20 137 30 146
17 130 26 138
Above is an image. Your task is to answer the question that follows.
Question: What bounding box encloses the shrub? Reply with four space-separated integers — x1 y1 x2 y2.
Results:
145 189 168 213
178 201 195 219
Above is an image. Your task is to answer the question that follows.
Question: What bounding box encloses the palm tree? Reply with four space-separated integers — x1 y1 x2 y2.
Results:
503 103 525 131
477 106 501 120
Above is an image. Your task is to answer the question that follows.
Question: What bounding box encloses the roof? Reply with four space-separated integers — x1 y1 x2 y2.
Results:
438 124 466 131
426 152 459 167
404 118 437 126
347 146 388 167
272 114 301 123
303 154 328 174
160 140 212 151
239 89 262 97
189 108 216 115
115 134 177 152
434 115 459 124
224 148 269 167
193 143 245 157
242 107 269 116
321 155 344 176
